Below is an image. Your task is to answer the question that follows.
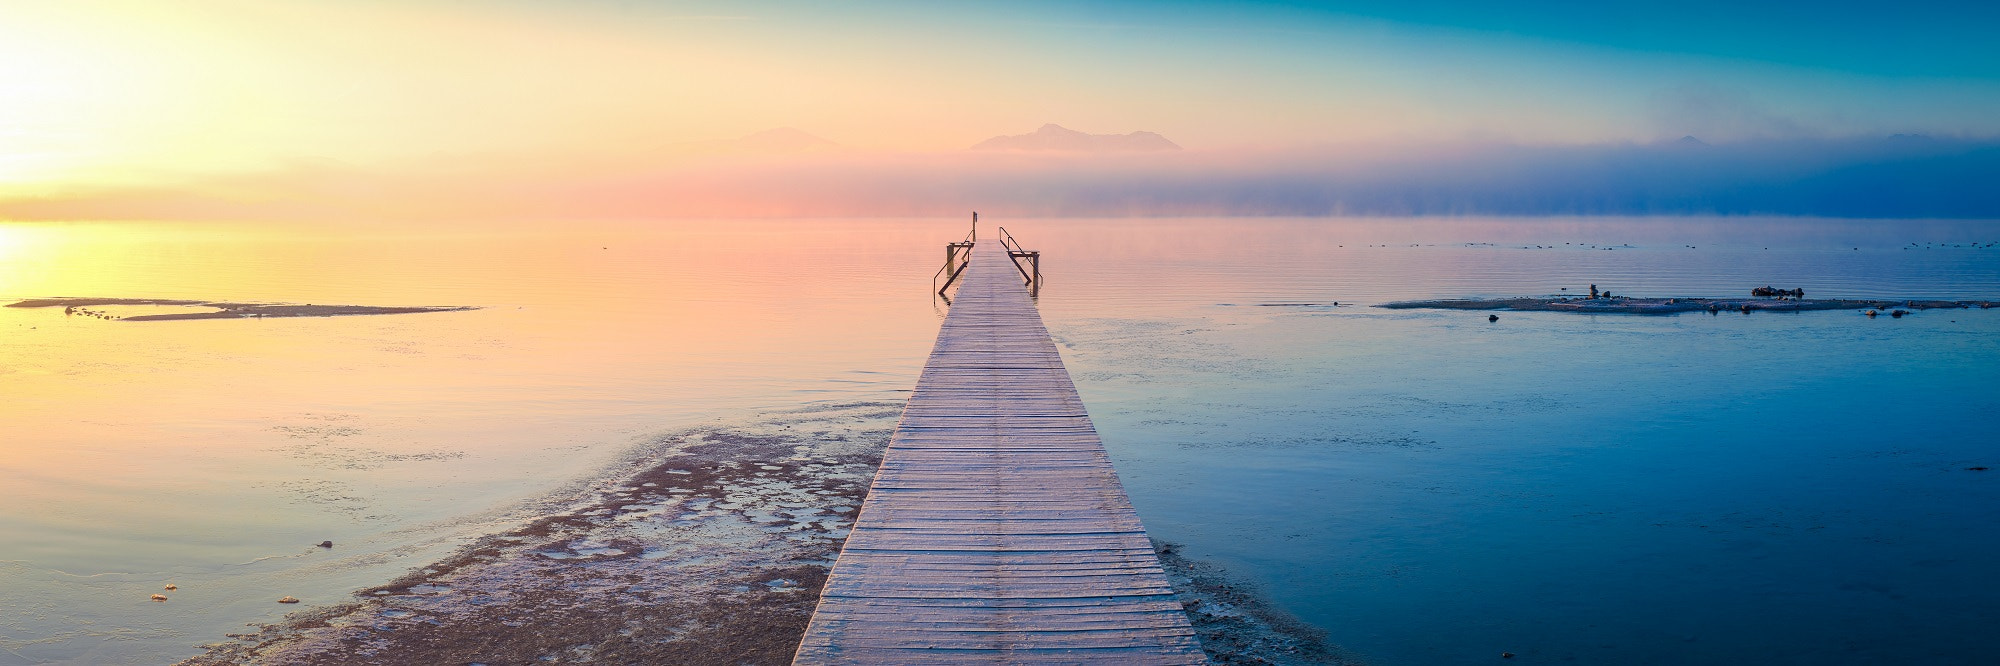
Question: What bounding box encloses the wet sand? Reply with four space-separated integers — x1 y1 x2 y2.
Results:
1155 542 1362 665
1380 296 2000 314
7 297 474 320
179 403 894 665
176 402 1340 665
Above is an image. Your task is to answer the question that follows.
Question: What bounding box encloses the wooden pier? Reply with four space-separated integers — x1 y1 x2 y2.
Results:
794 237 1205 664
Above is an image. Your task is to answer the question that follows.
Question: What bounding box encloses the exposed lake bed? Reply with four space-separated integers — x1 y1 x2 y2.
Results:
179 403 893 666
171 405 1327 665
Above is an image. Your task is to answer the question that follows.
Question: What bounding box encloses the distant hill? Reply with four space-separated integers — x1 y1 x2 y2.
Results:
972 124 1181 152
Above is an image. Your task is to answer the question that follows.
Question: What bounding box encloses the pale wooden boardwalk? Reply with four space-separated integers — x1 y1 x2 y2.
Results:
794 240 1205 664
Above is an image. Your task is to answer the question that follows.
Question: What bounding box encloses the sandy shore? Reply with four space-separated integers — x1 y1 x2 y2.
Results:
1380 296 1999 315
6 297 474 320
175 402 1342 665
179 403 893 665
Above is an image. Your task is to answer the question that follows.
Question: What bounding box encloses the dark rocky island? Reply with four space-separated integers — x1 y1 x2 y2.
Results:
7 297 476 321
1380 296 1998 315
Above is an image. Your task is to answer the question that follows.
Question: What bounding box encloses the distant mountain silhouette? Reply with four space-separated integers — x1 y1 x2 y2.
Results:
1675 135 1708 146
972 124 1181 152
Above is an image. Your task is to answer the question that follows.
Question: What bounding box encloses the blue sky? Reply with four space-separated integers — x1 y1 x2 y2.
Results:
726 0 2000 146
1 0 1994 217
1056 0 2000 77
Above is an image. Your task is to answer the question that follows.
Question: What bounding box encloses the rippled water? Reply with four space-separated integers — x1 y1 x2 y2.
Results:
2 217 1996 664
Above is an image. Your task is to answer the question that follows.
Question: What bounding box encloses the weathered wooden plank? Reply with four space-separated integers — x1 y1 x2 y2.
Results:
793 239 1205 665
826 565 1172 578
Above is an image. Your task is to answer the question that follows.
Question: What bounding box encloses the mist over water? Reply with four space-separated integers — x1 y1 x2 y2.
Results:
2 217 1996 665
16 136 1999 221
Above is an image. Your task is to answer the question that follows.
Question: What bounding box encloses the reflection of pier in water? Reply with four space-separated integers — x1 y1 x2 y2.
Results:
797 221 1202 664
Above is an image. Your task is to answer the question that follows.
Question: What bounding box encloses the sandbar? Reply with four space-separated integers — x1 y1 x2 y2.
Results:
7 297 475 321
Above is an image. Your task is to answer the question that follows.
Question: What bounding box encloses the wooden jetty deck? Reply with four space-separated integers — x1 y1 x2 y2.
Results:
794 239 1205 664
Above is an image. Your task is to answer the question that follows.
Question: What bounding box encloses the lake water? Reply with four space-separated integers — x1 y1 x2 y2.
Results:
2 217 1997 664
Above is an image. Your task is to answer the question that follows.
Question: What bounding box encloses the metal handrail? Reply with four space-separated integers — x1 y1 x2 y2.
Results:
993 226 1041 288
996 226 1024 253
934 249 971 292
938 219 1037 299
933 226 977 295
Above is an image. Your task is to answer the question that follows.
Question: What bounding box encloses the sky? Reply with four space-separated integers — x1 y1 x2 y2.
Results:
1 0 1996 218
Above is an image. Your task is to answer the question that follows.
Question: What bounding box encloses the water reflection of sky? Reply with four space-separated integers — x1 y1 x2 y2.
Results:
1028 217 2000 665
1 217 1996 664
0 219 944 664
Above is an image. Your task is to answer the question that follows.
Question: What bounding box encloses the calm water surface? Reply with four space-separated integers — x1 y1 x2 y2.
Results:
2 217 1997 665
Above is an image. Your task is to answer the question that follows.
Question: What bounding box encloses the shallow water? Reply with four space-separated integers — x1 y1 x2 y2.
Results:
0 220 941 664
2 217 1996 664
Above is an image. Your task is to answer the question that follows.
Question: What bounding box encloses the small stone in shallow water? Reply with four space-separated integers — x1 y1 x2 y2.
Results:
163 584 177 590
1501 652 1515 659
278 596 300 604
317 541 333 548
150 594 168 602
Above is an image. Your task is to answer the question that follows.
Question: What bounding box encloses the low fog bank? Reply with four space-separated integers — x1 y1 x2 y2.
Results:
727 136 1999 219
5 136 1996 221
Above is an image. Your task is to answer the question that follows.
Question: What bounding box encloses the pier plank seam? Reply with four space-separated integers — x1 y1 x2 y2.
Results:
794 241 1205 664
